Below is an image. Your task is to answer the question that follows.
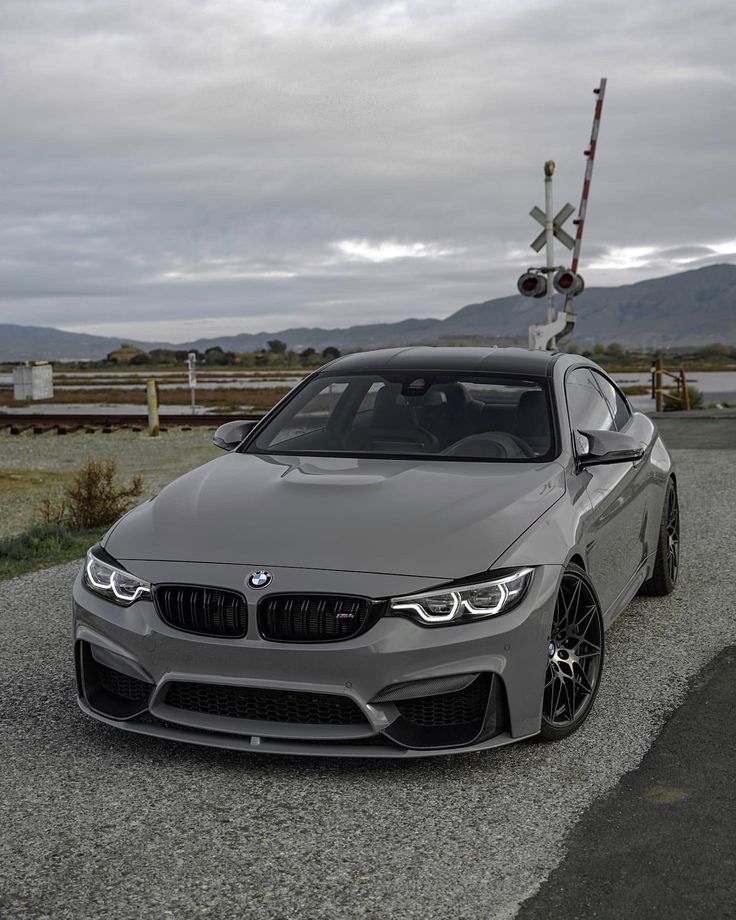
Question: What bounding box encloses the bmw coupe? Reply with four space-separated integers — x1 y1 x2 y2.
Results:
73 347 679 756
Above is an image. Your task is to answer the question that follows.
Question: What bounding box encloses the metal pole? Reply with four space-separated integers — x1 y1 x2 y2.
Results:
146 379 160 437
655 357 663 413
544 160 556 328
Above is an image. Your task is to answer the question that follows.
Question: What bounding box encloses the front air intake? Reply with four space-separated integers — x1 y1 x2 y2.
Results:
164 681 369 726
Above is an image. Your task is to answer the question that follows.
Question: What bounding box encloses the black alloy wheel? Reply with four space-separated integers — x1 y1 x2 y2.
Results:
666 485 680 584
540 564 604 741
640 479 680 597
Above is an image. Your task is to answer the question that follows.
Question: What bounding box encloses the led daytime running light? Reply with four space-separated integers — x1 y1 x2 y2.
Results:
84 550 151 605
390 568 533 624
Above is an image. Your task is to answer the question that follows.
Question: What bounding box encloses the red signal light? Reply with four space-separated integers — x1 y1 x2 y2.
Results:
552 270 584 297
517 272 547 298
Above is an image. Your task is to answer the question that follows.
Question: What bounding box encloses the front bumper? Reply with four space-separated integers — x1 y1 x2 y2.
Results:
72 562 562 758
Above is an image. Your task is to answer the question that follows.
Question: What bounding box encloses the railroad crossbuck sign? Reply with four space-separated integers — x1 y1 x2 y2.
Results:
529 202 575 253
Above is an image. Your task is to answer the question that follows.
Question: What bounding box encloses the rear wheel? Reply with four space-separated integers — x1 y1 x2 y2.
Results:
639 479 680 597
540 564 604 741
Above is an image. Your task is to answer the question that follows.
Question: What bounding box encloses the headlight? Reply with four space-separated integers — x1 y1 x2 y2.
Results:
389 568 533 626
84 547 151 606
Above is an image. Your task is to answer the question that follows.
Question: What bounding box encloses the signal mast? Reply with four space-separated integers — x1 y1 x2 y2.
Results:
520 78 607 350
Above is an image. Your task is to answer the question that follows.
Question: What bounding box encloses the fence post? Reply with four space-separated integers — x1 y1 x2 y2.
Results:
146 379 160 437
654 357 664 413
680 369 690 411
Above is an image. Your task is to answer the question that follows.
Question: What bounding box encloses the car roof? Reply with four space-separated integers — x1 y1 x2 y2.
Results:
324 346 561 376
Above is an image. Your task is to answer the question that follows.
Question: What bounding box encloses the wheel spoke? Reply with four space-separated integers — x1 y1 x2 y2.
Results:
562 579 582 628
560 673 575 720
567 634 602 652
570 604 596 635
573 663 594 695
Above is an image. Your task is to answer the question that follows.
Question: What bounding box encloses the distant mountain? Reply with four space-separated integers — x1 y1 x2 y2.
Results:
0 324 157 362
2 263 735 361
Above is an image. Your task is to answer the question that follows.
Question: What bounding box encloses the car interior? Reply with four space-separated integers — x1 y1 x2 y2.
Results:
252 376 554 460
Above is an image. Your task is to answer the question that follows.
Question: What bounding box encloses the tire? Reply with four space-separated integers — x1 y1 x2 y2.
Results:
539 563 605 742
639 479 680 597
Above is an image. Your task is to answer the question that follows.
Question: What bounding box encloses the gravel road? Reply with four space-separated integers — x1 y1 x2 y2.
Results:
1 448 734 920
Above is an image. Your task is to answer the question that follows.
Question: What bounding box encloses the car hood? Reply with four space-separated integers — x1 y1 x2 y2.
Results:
105 452 566 579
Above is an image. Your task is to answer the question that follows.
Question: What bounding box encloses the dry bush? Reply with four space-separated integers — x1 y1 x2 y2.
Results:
39 457 143 530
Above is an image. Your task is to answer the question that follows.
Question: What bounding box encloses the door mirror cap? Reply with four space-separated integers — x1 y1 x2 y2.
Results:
576 428 645 467
213 420 254 452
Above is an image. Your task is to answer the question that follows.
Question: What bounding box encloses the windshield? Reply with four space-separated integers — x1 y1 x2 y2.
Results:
245 371 555 462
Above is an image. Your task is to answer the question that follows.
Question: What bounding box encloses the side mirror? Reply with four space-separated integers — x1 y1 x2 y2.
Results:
213 420 254 452
576 428 644 467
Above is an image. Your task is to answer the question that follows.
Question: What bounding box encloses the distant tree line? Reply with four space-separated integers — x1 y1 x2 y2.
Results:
123 340 342 368
562 341 736 367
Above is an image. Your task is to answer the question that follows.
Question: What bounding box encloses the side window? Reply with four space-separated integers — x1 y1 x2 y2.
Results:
592 371 632 431
565 368 615 433
613 390 632 431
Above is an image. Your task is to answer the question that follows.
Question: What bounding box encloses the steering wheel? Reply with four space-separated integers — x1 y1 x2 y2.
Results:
441 431 536 459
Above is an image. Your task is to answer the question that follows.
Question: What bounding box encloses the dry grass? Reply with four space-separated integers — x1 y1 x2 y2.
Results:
0 386 290 410
0 469 74 498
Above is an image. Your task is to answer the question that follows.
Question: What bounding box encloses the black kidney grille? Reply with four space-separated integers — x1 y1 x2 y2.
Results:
97 661 153 702
154 585 247 637
395 676 488 727
164 681 367 726
258 594 378 642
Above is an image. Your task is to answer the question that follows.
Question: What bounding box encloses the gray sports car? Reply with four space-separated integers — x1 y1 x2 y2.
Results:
73 347 679 757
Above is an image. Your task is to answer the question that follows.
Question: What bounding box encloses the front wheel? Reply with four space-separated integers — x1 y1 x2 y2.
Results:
539 564 605 742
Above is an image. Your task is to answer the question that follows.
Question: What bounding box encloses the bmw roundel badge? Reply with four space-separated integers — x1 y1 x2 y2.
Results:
247 570 272 589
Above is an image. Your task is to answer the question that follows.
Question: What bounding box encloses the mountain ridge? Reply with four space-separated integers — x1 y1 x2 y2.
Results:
1 263 735 360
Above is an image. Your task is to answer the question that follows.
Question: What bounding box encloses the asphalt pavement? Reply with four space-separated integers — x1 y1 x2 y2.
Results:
1 446 735 920
518 645 736 920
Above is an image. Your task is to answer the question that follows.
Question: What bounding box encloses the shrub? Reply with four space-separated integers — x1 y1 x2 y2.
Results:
40 457 143 530
663 384 704 412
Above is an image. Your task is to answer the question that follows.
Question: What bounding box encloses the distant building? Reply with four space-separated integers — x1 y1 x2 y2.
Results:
107 343 144 364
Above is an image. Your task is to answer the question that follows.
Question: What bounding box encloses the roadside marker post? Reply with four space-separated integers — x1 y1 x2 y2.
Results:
187 352 198 416
146 379 160 437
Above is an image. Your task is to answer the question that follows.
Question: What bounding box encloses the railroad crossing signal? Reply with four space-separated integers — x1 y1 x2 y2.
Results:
529 202 576 252
522 78 607 351
553 269 584 296
517 271 548 298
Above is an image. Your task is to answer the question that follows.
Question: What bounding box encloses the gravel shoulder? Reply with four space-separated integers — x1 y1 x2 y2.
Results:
1 448 734 919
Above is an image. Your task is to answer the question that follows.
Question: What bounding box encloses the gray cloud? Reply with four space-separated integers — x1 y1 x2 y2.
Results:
1 0 735 342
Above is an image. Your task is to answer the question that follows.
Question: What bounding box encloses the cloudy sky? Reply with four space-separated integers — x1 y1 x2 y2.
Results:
2 0 735 343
